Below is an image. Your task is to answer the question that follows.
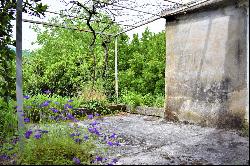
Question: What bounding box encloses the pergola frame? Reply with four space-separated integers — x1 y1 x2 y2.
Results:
15 0 212 149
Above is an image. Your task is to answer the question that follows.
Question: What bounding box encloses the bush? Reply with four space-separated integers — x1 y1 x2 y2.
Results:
18 124 96 165
0 98 17 141
120 91 144 107
119 91 164 108
153 95 164 108
23 94 85 123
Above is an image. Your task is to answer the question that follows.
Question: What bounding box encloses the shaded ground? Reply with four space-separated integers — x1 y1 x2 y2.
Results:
79 113 249 165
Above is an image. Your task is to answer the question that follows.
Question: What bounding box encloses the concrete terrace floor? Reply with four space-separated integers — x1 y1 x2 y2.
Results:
79 113 249 165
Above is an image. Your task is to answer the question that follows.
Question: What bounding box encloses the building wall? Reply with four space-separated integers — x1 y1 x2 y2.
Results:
165 1 248 128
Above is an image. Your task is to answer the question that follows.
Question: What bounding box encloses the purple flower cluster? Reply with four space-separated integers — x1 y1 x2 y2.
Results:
40 100 51 107
23 95 30 99
43 89 51 94
64 103 73 109
24 118 30 123
73 157 81 165
24 129 49 139
25 130 33 139
15 94 123 165
50 108 59 113
88 127 101 136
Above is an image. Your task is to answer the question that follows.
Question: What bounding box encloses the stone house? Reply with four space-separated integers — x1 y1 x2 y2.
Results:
162 0 249 128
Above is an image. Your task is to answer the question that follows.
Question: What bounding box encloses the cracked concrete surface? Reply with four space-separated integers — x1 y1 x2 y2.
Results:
88 113 249 165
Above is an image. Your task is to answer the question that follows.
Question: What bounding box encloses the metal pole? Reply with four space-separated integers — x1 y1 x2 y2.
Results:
115 36 118 103
16 0 24 150
246 6 249 122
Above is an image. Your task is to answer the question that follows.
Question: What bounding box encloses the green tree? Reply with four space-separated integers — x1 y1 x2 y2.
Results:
118 28 166 107
23 12 120 99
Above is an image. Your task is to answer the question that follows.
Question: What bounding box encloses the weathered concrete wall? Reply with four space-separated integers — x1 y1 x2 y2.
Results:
165 0 248 128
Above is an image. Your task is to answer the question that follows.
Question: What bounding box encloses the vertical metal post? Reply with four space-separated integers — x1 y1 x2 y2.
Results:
16 0 24 150
246 6 249 122
115 36 118 103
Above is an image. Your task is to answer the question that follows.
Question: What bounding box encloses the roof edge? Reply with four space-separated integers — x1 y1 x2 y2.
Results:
160 0 246 19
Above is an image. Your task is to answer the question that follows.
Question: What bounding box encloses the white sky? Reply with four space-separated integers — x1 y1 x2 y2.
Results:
11 0 170 50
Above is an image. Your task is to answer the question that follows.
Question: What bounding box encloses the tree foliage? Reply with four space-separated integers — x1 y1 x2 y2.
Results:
0 0 47 106
0 0 47 140
23 13 119 100
23 11 166 106
118 28 166 106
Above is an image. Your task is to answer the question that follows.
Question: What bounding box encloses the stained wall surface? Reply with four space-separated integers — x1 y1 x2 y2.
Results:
165 0 249 128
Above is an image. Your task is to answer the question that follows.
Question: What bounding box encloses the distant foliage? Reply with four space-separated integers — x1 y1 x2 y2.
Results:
118 28 166 107
23 14 165 107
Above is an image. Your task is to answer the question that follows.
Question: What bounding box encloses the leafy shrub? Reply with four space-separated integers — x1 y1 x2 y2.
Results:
22 93 120 124
0 98 17 141
23 94 85 123
120 91 144 107
18 124 96 165
153 95 164 108
120 91 164 108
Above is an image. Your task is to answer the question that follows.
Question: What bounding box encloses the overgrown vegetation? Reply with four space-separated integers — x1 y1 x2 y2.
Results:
1 1 165 164
0 0 48 144
23 11 165 107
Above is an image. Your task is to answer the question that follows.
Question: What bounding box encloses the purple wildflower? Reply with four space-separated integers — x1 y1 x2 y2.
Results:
107 141 113 146
88 127 94 133
112 158 118 163
109 133 116 139
87 114 94 119
84 135 89 141
73 157 81 165
24 130 32 139
88 127 100 136
68 99 73 102
64 103 73 109
74 138 81 143
23 95 30 99
67 113 74 120
70 133 75 137
12 137 19 144
43 89 51 94
24 118 30 123
113 142 121 146
0 154 10 160
96 156 103 162
90 121 98 126
50 108 59 113
42 130 48 134
95 113 100 116
34 133 42 139
41 100 50 107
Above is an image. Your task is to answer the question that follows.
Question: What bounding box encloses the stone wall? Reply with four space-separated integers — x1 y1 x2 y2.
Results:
164 0 248 128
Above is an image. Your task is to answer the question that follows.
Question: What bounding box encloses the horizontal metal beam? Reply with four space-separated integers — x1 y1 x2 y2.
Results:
45 10 135 28
115 16 162 36
22 18 115 36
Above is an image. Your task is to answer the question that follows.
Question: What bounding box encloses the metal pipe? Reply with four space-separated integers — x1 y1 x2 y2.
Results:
115 36 118 103
16 0 24 151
